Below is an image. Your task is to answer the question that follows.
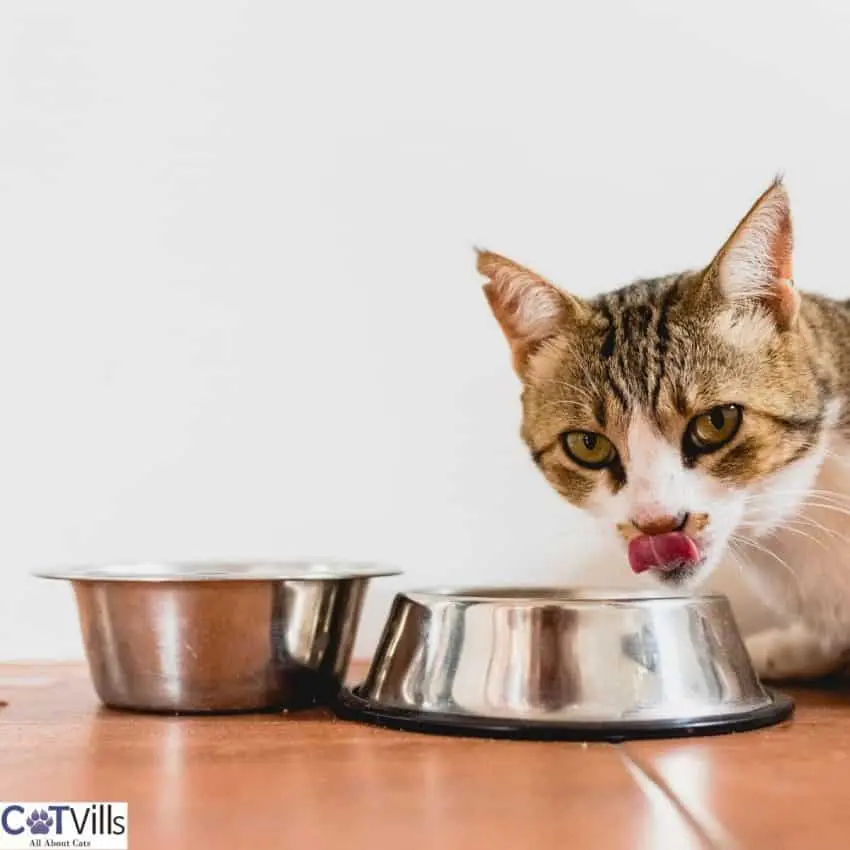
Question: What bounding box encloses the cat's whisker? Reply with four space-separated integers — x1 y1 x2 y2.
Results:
534 378 597 404
727 542 752 578
739 509 847 538
790 501 850 520
744 495 850 520
783 514 850 545
556 381 596 398
737 520 829 551
730 533 800 589
536 398 590 416
744 488 850 506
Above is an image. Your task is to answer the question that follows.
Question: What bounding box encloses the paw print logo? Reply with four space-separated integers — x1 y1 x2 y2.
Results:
26 809 53 835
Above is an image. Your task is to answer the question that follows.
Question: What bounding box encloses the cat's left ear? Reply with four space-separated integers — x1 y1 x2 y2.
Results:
705 177 798 330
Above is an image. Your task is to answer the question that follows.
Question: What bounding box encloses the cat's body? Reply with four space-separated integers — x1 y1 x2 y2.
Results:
479 179 850 681
727 435 850 679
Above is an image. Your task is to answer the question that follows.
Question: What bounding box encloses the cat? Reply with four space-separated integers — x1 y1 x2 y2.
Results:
478 177 850 682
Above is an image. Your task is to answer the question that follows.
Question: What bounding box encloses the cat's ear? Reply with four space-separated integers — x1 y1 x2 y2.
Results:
477 250 587 374
705 177 798 329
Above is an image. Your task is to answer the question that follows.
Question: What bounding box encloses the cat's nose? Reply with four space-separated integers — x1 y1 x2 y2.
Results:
632 512 689 536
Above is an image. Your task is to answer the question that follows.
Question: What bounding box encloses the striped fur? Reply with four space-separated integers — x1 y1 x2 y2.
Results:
515 272 842 501
480 179 850 681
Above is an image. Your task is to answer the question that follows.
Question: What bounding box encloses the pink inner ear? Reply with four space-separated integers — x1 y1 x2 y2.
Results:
772 278 800 329
715 180 798 328
766 211 798 329
774 226 793 283
478 250 585 374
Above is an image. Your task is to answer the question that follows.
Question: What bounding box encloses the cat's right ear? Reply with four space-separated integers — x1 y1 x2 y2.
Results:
477 250 587 375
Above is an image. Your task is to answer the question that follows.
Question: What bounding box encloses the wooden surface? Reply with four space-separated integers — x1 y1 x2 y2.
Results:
1 664 849 850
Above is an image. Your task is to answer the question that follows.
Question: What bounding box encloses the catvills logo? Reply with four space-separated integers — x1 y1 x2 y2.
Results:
0 803 127 849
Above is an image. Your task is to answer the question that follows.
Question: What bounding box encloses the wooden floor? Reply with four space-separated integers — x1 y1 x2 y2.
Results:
1 663 849 850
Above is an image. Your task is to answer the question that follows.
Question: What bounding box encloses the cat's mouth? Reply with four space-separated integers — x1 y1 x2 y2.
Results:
651 561 706 586
627 531 704 585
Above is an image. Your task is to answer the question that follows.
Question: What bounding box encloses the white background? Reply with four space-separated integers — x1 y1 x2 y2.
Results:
1 0 848 660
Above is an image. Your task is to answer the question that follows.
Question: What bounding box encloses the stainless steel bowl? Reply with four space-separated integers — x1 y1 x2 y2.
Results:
34 560 400 713
337 587 793 740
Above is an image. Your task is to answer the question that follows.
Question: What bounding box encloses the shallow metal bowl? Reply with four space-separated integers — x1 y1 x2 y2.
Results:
34 560 400 713
337 587 793 740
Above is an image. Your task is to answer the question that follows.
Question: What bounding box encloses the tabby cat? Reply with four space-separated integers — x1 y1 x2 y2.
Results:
479 178 850 681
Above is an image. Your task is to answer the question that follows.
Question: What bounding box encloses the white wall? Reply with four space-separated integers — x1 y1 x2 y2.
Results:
1 0 848 660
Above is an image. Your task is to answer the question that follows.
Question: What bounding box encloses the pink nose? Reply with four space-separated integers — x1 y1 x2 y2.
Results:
632 513 687 536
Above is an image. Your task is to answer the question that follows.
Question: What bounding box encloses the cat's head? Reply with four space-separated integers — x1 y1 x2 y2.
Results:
480 179 832 587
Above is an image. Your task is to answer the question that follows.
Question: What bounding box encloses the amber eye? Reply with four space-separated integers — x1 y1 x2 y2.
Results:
560 431 617 469
685 405 743 454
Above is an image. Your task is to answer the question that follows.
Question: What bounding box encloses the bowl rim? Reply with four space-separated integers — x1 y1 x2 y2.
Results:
31 559 402 583
400 586 726 604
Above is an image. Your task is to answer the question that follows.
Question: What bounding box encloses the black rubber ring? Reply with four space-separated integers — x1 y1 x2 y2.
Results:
334 686 794 742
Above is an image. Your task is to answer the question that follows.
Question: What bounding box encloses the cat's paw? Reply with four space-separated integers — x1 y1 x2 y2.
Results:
746 626 843 681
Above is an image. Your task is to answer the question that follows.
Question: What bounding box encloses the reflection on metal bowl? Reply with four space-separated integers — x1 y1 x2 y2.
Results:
34 561 399 713
336 587 793 740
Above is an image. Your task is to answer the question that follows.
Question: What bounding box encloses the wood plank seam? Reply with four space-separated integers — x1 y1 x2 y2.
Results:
620 748 734 850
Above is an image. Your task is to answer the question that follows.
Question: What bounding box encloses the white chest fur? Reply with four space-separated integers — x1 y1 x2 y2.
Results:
714 433 850 678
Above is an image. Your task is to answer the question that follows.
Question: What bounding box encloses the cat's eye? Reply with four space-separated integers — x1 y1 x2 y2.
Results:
685 405 743 454
560 431 617 469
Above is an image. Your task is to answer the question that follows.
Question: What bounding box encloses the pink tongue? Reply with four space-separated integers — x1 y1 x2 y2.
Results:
628 532 701 574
